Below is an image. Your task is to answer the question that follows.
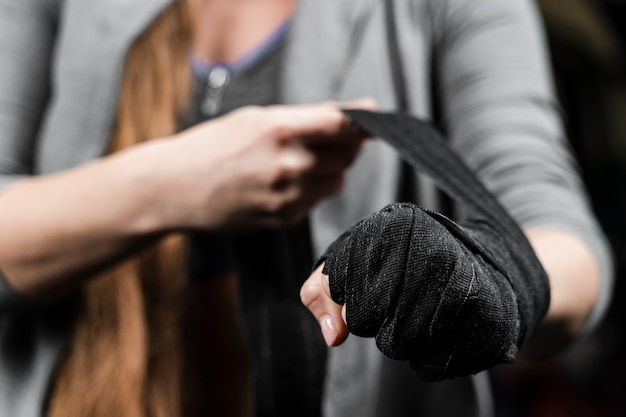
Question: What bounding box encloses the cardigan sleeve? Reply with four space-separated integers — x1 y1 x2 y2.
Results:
0 0 60 310
429 0 614 336
0 0 59 191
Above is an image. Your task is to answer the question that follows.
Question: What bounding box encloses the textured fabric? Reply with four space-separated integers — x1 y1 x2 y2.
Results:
318 110 550 380
323 203 521 380
233 221 326 417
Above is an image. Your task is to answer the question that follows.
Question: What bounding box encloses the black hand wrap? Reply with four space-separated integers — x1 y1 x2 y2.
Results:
318 110 550 381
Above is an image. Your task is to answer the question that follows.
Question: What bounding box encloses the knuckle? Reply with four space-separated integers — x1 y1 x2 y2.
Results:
299 281 322 307
263 193 288 215
282 160 312 181
267 153 312 188
262 192 303 223
266 165 287 188
264 121 292 143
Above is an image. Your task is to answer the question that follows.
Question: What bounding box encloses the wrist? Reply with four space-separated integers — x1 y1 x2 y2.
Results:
119 135 223 233
103 138 185 235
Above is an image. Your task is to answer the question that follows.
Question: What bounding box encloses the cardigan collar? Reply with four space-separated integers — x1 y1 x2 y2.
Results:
281 0 379 104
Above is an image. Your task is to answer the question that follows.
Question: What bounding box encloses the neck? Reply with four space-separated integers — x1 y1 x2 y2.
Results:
193 0 296 64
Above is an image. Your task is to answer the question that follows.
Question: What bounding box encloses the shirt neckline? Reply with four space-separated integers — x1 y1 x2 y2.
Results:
190 17 292 78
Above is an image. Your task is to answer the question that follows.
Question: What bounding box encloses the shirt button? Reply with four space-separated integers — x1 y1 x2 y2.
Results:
208 65 230 89
201 65 231 117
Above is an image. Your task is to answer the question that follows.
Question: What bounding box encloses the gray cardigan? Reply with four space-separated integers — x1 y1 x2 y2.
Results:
0 0 613 416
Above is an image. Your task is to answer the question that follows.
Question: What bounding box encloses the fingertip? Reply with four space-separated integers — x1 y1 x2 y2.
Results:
321 314 350 347
321 315 338 346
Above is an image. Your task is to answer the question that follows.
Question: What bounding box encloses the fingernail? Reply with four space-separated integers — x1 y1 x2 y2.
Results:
321 315 337 347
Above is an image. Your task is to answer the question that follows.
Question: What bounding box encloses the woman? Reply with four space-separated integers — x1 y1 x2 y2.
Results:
0 0 613 416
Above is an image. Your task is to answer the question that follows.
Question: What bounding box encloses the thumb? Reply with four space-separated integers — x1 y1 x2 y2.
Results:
300 263 349 347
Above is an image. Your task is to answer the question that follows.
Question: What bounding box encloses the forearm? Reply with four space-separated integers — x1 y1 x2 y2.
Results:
521 228 601 356
435 0 607 356
0 104 370 302
0 139 172 300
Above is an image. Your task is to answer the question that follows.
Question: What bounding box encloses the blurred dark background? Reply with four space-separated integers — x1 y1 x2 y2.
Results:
491 1 626 415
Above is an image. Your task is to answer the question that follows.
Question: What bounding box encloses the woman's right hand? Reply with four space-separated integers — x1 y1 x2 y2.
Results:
153 101 373 233
0 101 373 299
